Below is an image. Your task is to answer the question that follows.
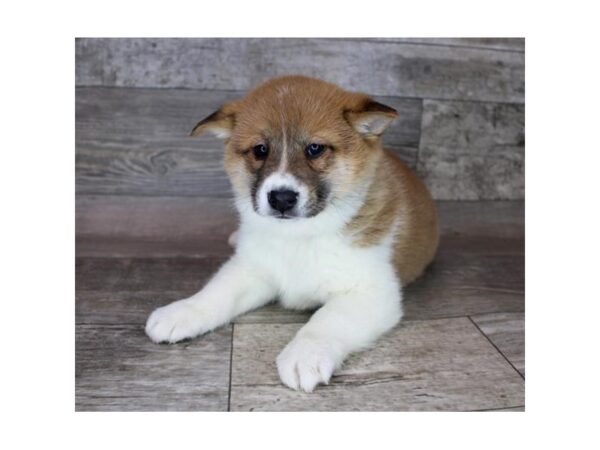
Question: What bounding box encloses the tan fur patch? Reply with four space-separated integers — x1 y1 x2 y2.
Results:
346 149 439 284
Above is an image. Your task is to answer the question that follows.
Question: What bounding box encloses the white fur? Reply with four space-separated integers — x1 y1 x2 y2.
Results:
350 113 395 137
146 184 403 392
208 126 232 139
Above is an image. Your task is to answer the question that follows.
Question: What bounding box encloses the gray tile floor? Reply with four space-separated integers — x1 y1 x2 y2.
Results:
75 201 524 411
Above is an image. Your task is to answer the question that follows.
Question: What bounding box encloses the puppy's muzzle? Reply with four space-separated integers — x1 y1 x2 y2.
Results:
268 189 298 215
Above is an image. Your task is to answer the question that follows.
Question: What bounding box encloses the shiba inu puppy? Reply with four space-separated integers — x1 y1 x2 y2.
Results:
146 76 439 392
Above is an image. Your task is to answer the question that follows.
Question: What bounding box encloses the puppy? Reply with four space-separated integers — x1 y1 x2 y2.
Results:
146 76 439 392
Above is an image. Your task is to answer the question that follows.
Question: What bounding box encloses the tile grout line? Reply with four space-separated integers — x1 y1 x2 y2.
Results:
227 323 234 412
468 315 525 381
470 405 525 412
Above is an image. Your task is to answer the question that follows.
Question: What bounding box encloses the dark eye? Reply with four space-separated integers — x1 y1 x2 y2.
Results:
252 144 269 160
305 143 326 159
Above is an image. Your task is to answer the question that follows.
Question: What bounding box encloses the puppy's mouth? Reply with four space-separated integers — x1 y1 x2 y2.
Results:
267 207 325 220
271 211 298 220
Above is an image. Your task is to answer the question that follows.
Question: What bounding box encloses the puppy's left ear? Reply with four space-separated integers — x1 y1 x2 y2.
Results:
345 100 398 138
190 101 241 139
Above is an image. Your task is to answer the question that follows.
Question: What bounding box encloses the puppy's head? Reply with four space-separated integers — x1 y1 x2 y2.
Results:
191 76 397 220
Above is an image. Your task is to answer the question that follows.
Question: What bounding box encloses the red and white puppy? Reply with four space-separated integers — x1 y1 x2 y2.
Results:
146 76 439 392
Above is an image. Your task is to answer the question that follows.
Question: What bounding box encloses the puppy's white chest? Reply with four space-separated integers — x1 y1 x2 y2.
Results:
237 228 393 309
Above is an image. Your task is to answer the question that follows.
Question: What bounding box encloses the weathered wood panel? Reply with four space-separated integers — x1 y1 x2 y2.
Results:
229 319 524 411
420 148 525 200
421 100 525 149
471 312 525 376
76 87 233 197
437 201 524 242
76 87 420 197
76 38 524 103
418 100 525 200
75 324 232 411
76 197 524 257
76 196 238 258
403 252 523 318
76 257 227 293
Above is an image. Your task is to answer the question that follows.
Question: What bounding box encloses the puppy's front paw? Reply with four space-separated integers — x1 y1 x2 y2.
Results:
276 337 341 392
145 300 204 344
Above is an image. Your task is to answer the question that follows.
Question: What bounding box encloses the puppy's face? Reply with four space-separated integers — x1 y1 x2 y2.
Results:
192 76 397 220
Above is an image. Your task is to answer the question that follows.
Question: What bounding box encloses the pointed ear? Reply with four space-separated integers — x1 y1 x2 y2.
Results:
190 101 240 139
345 100 398 138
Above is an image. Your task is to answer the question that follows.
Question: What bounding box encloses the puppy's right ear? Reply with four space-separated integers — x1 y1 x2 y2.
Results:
345 99 398 138
190 101 240 139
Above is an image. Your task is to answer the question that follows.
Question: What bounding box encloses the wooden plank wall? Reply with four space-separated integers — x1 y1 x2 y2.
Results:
76 38 524 102
76 38 524 239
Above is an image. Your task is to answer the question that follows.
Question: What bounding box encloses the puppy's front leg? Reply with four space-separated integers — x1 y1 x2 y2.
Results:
277 282 402 392
146 257 275 343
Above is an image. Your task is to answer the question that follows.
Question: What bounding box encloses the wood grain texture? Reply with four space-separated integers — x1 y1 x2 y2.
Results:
403 252 523 320
76 257 227 293
76 87 420 197
75 324 232 411
418 100 525 200
437 201 524 248
471 312 525 376
76 87 236 198
229 319 524 411
76 38 524 103
76 196 238 258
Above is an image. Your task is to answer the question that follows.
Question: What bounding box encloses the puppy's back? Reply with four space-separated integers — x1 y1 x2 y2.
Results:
386 150 439 285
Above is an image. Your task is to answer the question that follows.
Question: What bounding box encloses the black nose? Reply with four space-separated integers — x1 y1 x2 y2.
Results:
268 189 298 214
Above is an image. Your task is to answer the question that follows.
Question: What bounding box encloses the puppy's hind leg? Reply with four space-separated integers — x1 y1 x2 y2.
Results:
145 256 275 343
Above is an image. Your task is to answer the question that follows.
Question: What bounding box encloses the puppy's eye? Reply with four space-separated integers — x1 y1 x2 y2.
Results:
305 143 326 159
252 144 269 160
